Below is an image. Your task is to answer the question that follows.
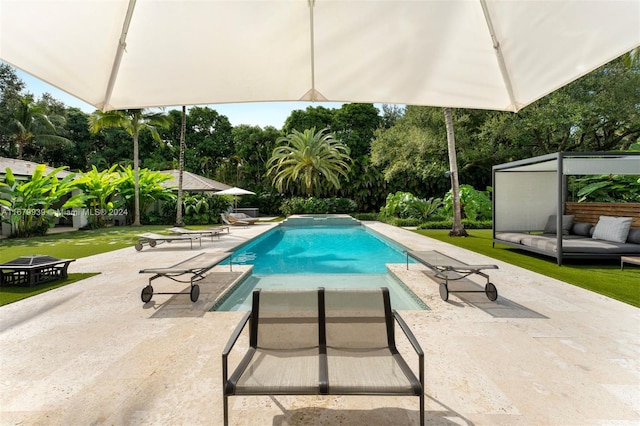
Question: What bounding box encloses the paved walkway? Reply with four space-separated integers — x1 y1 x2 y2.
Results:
0 221 638 425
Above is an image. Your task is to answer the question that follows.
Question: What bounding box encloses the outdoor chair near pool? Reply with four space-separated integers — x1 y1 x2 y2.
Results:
166 226 225 242
229 212 259 224
221 213 249 227
222 287 425 425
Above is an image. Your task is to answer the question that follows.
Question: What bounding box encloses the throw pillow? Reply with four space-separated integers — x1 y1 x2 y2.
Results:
626 228 640 244
591 216 633 243
571 222 593 237
543 214 574 235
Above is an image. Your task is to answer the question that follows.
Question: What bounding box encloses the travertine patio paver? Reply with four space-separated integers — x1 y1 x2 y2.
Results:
0 221 638 425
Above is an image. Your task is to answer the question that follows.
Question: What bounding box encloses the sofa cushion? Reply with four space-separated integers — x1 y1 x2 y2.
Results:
627 228 640 244
543 215 574 235
592 216 632 243
494 232 526 244
571 222 593 237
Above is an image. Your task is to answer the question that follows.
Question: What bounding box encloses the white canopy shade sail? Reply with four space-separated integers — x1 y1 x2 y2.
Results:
1 0 638 112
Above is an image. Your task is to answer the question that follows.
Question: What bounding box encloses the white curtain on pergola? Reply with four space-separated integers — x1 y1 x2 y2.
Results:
492 153 640 233
1 0 638 112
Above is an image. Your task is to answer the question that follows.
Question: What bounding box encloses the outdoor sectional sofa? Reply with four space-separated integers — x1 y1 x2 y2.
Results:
492 152 640 265
494 213 640 264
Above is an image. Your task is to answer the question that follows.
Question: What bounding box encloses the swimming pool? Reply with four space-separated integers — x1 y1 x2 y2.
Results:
213 223 427 311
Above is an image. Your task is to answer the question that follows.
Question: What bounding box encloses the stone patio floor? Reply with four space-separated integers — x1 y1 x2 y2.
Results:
0 221 638 425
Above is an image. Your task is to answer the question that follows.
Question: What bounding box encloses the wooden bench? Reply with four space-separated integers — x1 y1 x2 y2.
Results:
222 287 425 425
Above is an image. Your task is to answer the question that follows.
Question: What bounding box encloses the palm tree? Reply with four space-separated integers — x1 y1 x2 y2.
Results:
7 95 71 159
175 106 186 227
443 107 468 237
88 109 171 226
267 127 352 196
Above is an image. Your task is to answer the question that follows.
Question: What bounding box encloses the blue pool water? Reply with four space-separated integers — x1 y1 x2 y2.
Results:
213 224 426 311
233 225 409 274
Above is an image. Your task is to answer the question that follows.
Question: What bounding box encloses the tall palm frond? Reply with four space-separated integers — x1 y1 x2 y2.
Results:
8 96 71 159
267 127 352 196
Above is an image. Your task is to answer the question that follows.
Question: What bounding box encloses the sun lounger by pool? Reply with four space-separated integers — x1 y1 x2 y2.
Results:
135 232 202 251
229 212 259 224
406 250 499 301
166 226 229 242
220 213 249 227
138 252 232 303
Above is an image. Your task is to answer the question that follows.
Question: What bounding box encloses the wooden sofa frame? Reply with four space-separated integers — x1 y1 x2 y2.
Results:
222 287 425 425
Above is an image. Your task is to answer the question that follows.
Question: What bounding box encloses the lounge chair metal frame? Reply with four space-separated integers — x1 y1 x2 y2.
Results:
138 252 232 303
166 226 229 242
222 287 425 425
220 213 249 227
229 212 259 224
134 232 202 251
406 250 498 301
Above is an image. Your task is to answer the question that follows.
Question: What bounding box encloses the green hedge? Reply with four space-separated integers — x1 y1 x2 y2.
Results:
417 219 493 230
352 212 380 221
280 197 357 215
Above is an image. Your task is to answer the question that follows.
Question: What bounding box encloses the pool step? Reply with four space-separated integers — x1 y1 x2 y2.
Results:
281 214 361 226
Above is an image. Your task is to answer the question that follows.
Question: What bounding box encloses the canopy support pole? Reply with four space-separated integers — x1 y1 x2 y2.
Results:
480 0 519 112
101 0 137 111
302 0 318 102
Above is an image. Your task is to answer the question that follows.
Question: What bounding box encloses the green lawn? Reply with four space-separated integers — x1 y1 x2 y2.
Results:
2 225 638 308
0 225 170 306
416 229 640 308
0 225 170 263
0 273 99 305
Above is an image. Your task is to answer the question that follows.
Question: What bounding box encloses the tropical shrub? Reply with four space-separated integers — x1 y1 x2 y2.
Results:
352 212 380 221
441 185 492 221
182 193 211 225
248 192 283 216
115 166 176 225
180 193 231 225
75 165 124 228
329 197 358 213
0 165 84 237
383 217 424 227
379 191 443 220
569 174 640 202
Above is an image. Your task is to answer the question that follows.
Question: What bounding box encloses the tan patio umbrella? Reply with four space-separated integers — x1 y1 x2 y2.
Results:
0 1 637 112
214 187 256 210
